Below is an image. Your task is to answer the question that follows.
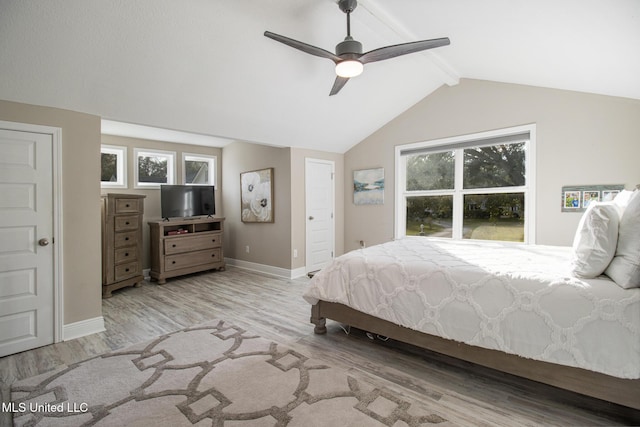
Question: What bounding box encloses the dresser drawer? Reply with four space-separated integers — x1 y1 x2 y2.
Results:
164 233 222 255
114 261 139 281
114 215 139 232
114 246 138 265
115 198 143 214
114 230 138 248
165 248 221 271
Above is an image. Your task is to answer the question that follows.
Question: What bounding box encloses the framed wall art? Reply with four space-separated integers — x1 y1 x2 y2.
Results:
240 168 274 222
353 167 384 205
561 184 624 212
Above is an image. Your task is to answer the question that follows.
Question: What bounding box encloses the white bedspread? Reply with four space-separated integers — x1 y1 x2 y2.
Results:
303 237 640 379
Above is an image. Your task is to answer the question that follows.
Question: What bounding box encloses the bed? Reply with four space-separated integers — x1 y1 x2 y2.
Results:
303 237 640 410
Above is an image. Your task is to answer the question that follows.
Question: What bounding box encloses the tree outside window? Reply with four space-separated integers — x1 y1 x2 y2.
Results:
101 145 126 188
134 149 175 188
183 153 216 185
398 127 535 243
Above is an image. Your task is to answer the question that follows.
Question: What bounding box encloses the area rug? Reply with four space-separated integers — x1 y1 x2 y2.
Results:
10 319 448 426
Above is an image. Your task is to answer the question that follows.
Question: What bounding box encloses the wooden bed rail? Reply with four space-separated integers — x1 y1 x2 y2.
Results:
311 301 640 411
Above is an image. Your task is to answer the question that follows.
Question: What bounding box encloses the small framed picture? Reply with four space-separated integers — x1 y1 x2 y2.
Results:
602 190 620 202
582 191 600 209
564 191 581 209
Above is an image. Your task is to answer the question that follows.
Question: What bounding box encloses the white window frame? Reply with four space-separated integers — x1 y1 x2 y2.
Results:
182 153 217 186
394 124 537 243
134 148 176 189
100 144 127 188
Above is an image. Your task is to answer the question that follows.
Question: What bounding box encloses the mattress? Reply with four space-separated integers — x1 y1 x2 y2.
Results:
303 237 640 379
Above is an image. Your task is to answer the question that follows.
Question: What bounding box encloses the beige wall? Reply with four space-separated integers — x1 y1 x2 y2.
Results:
222 142 345 273
222 141 292 269
100 134 223 269
103 137 346 275
7 78 635 326
344 79 640 251
0 100 102 325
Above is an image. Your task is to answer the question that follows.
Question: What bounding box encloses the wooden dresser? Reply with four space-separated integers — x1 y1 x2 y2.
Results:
148 217 225 284
101 193 146 297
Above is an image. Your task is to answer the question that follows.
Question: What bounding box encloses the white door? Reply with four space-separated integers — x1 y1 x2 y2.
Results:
305 158 335 273
0 126 56 356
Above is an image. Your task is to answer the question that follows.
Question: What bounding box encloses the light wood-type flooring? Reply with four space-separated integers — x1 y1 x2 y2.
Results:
1 267 639 426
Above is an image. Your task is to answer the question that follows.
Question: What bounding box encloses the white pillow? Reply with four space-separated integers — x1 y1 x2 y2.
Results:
612 189 634 209
571 201 621 278
605 190 640 288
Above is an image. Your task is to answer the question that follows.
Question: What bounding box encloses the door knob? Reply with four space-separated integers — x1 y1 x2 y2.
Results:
38 238 49 247
308 216 314 220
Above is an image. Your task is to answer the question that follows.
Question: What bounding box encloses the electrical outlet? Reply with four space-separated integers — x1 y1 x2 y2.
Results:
293 249 298 258
245 245 250 253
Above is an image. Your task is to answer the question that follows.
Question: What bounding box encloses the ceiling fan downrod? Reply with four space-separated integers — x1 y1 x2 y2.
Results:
339 0 357 36
336 0 362 57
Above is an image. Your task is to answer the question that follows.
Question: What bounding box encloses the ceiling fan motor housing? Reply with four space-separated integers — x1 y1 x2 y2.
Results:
336 37 363 57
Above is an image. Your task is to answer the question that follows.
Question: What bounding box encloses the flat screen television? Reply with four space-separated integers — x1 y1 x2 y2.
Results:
161 185 215 220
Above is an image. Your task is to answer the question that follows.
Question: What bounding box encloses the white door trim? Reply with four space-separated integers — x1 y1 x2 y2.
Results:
305 158 335 274
0 120 63 343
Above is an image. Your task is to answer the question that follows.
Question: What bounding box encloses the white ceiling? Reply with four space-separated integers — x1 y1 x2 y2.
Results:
1 0 639 153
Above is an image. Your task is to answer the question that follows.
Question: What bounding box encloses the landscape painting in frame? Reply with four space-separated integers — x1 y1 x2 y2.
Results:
240 168 274 222
354 167 384 205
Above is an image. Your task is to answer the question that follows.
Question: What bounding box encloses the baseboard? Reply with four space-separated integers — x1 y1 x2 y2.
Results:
63 316 106 341
290 266 307 279
224 258 307 279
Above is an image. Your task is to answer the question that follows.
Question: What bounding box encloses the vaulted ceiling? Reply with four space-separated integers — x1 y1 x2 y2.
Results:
1 0 638 153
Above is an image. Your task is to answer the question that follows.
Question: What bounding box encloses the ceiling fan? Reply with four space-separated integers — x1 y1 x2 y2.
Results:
264 0 450 96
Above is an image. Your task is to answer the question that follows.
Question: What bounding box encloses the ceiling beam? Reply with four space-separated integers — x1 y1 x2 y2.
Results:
357 0 460 86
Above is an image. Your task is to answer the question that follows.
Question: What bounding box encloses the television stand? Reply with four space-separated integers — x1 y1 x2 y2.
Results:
148 217 225 284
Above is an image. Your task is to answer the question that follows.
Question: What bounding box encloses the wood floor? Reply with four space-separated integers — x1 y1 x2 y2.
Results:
2 267 639 426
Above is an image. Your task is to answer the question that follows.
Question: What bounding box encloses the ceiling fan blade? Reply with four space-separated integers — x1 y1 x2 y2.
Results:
360 37 450 64
264 31 342 62
330 76 350 96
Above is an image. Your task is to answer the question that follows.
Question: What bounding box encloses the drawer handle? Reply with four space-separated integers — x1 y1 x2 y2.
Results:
126 204 130 208
172 244 177 248
124 252 129 257
211 254 216 258
172 261 176 264
125 237 130 241
125 268 130 272
212 239 216 242
125 221 130 225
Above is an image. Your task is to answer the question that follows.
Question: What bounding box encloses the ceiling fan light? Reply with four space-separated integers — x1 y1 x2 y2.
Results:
335 60 363 78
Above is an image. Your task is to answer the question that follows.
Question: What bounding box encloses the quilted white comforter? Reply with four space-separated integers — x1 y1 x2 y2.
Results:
303 237 640 379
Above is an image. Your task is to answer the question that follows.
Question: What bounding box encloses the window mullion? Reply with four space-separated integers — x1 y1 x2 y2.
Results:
452 148 464 239
462 186 527 195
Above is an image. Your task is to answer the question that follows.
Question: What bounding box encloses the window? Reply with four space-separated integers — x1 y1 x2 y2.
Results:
101 145 127 188
134 148 176 188
395 125 536 243
182 153 216 185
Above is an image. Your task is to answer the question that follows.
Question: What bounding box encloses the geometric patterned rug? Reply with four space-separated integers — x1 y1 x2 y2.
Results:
10 320 449 426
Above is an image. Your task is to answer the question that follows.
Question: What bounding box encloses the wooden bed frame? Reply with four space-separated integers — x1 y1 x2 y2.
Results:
311 300 640 411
